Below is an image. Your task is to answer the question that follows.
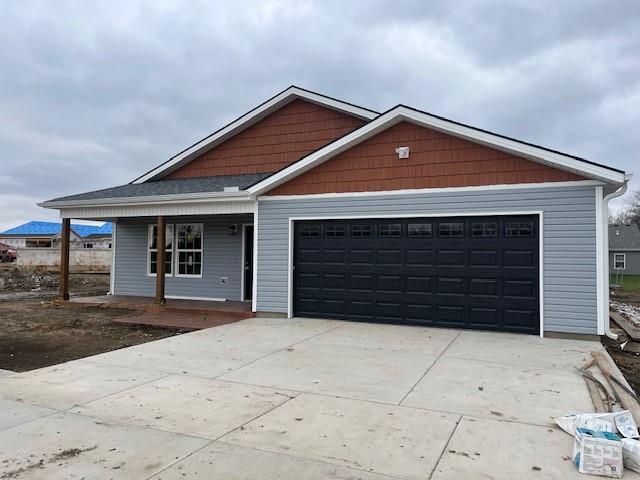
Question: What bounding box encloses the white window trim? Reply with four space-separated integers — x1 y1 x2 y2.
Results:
147 224 174 277
613 253 626 270
175 223 204 278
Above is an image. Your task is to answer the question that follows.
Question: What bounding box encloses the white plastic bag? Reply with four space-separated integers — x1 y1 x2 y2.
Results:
554 411 639 439
622 438 640 474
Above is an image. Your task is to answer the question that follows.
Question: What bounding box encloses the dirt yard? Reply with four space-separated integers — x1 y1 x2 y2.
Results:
0 268 110 296
0 300 184 372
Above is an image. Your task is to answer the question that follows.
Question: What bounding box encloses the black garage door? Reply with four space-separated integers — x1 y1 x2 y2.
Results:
293 215 540 334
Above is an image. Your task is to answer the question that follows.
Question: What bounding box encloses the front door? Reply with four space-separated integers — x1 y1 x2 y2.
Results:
244 226 254 301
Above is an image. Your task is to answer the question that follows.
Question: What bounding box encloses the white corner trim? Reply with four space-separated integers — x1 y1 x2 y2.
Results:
132 87 378 184
595 186 604 335
252 208 259 312
538 211 545 338
249 106 625 196
285 210 545 337
258 180 604 201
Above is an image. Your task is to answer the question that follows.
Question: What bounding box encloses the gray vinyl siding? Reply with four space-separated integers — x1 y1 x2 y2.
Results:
256 185 599 334
610 251 640 275
114 214 252 300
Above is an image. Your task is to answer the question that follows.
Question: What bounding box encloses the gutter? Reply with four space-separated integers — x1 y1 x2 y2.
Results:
602 176 632 339
38 191 251 209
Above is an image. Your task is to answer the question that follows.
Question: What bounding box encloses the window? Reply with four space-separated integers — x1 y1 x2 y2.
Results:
379 224 402 238
176 224 203 276
351 224 373 238
83 242 94 249
439 223 464 237
301 225 320 237
614 253 626 270
471 222 497 237
506 221 534 237
325 225 345 237
148 224 173 276
25 239 52 248
408 223 432 237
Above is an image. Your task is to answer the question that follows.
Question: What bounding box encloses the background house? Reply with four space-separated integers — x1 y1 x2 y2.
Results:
0 221 112 249
0 221 112 272
609 224 640 275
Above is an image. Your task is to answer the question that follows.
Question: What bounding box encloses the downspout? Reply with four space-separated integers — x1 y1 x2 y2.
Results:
602 178 630 339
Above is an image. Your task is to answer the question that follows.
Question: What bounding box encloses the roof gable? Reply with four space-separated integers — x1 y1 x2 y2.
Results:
132 86 378 184
264 121 588 196
164 98 367 179
249 105 627 195
609 224 640 250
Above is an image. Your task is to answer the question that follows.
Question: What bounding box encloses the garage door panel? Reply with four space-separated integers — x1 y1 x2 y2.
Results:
469 278 499 296
406 276 433 293
406 249 433 266
503 279 536 298
437 250 465 266
294 215 539 334
469 307 499 327
469 250 499 267
504 250 535 267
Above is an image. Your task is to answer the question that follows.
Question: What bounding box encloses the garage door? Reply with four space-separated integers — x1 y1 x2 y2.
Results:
293 215 540 334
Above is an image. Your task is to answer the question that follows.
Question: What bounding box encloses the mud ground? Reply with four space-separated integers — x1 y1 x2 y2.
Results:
0 299 184 372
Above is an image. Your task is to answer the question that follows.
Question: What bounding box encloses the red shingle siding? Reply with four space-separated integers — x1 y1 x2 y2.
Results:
265 121 586 195
165 99 366 179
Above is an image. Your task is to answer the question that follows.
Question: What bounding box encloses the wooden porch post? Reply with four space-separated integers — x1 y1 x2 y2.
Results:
59 218 70 300
155 216 166 304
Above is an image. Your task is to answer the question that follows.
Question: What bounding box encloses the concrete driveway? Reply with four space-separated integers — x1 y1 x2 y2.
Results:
0 317 638 480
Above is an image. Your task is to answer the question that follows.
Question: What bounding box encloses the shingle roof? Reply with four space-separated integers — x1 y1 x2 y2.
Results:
45 173 270 203
609 224 640 250
0 221 112 238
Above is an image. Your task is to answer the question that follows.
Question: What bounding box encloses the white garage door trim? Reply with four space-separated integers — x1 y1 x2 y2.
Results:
286 210 544 337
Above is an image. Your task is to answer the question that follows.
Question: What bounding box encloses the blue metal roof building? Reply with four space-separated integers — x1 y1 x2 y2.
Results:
0 221 112 238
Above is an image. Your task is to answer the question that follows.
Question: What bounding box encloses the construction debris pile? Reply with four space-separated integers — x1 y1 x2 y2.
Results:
609 305 640 355
555 351 640 477
0 268 59 291
0 269 109 293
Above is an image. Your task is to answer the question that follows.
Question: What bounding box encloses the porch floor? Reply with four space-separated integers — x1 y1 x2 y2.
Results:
68 295 254 331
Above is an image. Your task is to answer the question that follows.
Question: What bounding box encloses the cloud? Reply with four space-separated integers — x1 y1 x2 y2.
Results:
0 0 638 227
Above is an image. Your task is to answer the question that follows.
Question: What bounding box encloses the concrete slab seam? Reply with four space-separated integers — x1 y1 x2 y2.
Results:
211 325 344 379
398 331 463 406
426 414 463 480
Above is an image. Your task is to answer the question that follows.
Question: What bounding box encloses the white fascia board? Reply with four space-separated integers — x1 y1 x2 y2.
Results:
132 87 378 184
57 199 256 220
249 106 625 195
38 191 251 209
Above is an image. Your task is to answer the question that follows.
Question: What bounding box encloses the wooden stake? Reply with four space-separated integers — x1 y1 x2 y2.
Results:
59 218 70 301
592 351 640 426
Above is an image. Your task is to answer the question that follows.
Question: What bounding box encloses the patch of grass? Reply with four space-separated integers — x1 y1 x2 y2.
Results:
610 274 640 294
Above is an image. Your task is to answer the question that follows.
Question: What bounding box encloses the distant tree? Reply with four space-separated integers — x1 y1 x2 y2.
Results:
610 189 640 225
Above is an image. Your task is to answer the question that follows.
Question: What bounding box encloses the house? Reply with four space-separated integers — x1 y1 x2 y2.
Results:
39 86 630 337
0 221 112 249
609 224 640 275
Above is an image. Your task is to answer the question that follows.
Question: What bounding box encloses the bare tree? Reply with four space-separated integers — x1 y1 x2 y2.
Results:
610 189 640 225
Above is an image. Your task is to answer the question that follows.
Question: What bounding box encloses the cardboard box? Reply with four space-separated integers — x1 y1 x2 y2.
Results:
573 428 623 478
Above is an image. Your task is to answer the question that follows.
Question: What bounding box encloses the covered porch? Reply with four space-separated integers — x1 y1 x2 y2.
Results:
38 174 262 316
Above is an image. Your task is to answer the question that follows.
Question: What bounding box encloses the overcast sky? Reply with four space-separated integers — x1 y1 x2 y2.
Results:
1 0 638 231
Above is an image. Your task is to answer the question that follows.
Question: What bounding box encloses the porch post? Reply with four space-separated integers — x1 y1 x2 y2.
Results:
155 216 166 304
59 217 70 301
